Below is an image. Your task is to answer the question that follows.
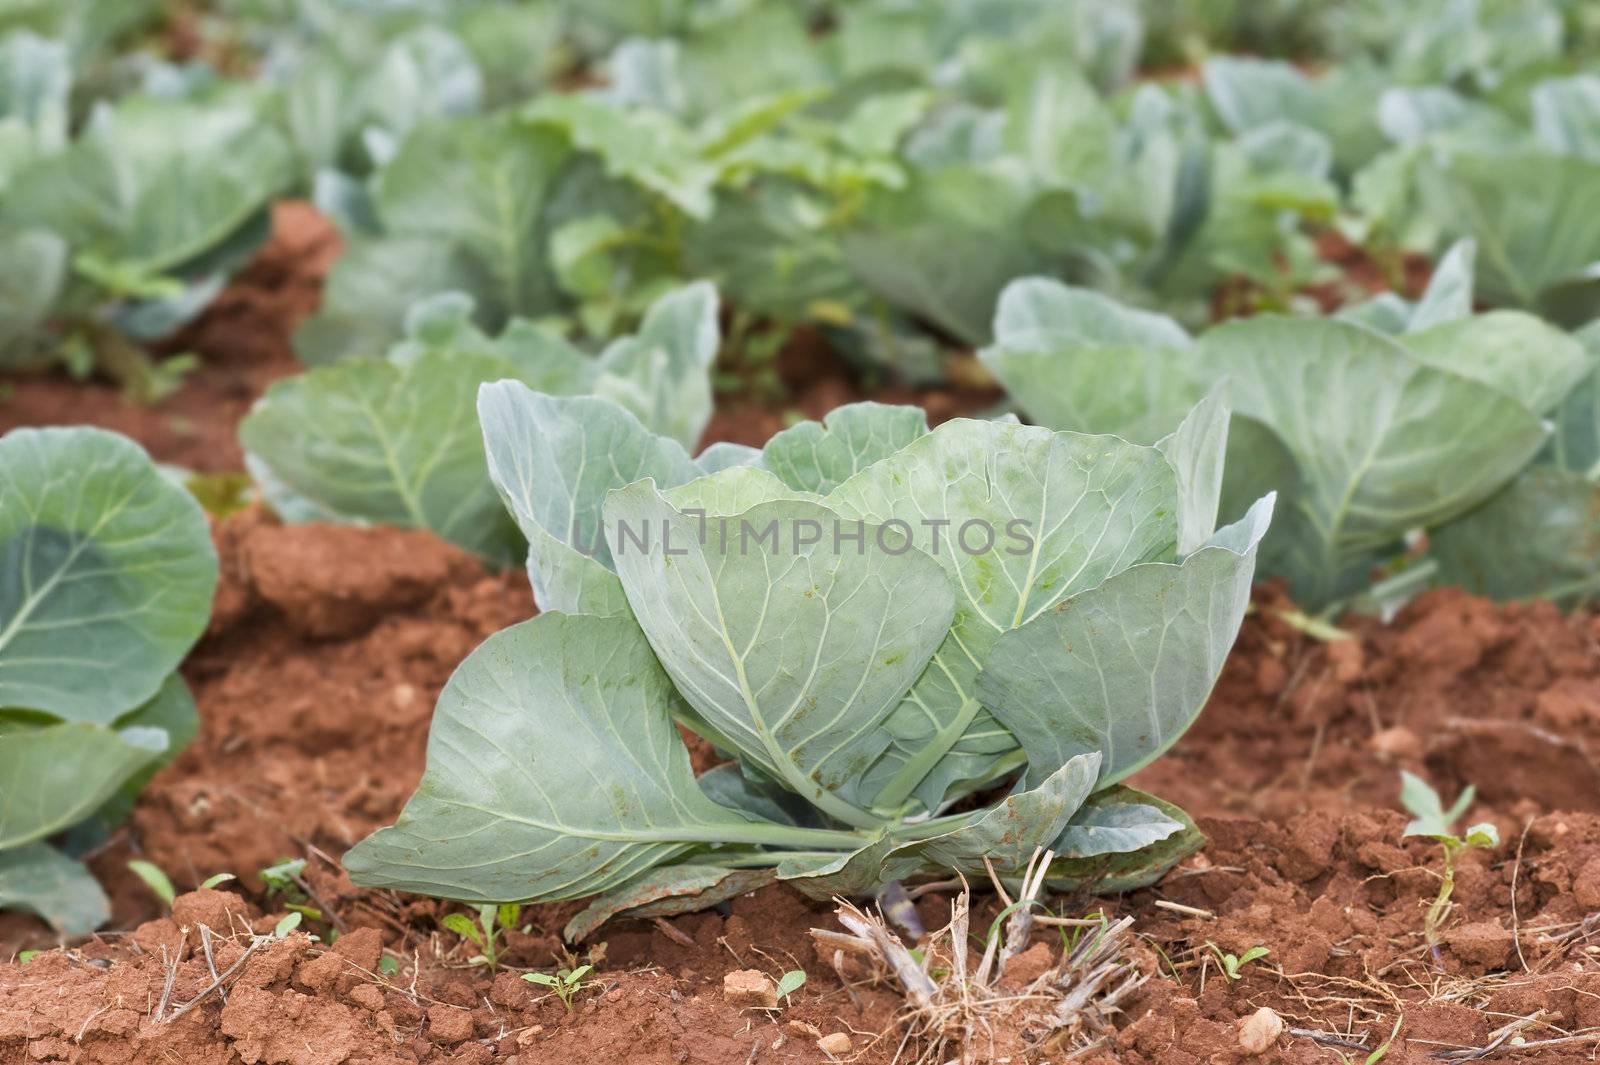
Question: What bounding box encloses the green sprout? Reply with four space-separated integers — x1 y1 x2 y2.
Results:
776 969 807 1001
442 903 522 973
127 860 177 908
1204 942 1270 981
523 964 594 1012
1398 771 1499 964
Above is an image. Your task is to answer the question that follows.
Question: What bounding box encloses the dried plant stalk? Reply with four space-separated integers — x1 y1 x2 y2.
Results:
810 849 1146 1064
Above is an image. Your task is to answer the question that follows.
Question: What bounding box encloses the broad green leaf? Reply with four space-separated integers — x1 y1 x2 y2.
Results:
477 382 699 605
300 115 573 361
695 442 762 475
388 293 596 396
1202 57 1319 136
592 281 720 449
1408 239 1477 332
1401 310 1592 415
1432 465 1600 607
1157 385 1230 557
0 427 216 721
1200 317 1547 608
0 31 69 179
1532 75 1600 162
526 94 715 219
1420 150 1600 325
603 482 956 827
843 166 1049 346
90 673 197 830
343 613 842 903
825 418 1179 812
1 95 291 276
293 238 487 365
563 864 774 942
978 279 1198 442
976 495 1271 790
913 752 1099 871
241 351 525 563
1345 239 1479 336
762 403 929 495
1547 322 1600 476
662 466 812 515
0 842 108 935
1044 787 1203 892
372 115 570 322
0 720 167 848
696 762 823 829
0 226 64 358
1052 799 1183 859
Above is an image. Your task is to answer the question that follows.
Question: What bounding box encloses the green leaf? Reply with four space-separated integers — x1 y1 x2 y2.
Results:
1201 317 1548 608
0 427 217 721
696 443 762 475
0 842 108 935
912 752 1100 872
0 227 65 359
1408 239 1477 332
200 873 235 890
1157 385 1231 557
1532 74 1600 162
89 673 198 830
2 95 291 277
372 114 569 323
1431 465 1600 607
1399 769 1458 838
442 913 485 947
1401 310 1592 415
526 94 715 219
977 495 1271 790
1420 150 1600 325
477 382 699 612
344 614 848 903
825 418 1180 812
241 350 525 563
592 281 720 449
1051 799 1183 858
0 721 167 848
843 167 1050 346
762 403 929 495
299 114 573 360
127 859 175 907
274 912 302 938
980 279 1198 440
1043 787 1204 893
563 863 776 942
603 481 956 826
776 969 806 998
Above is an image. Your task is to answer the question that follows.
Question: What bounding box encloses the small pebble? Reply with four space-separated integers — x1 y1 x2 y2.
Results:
1238 1006 1284 1055
817 1032 851 1056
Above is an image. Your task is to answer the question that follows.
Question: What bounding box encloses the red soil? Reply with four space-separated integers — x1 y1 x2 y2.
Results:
3 521 1597 1064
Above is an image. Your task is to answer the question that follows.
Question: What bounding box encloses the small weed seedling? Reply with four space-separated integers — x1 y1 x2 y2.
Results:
442 903 522 973
127 860 177 908
523 964 593 1012
1398 771 1499 964
1204 942 1270 981
776 969 807 1002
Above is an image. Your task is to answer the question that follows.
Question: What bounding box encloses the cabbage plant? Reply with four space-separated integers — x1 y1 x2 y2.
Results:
0 69 292 389
981 247 1594 610
345 388 1274 938
243 281 721 563
0 427 217 934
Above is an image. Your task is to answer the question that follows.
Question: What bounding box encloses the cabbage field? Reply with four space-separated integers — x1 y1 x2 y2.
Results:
3 2 1600 1063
